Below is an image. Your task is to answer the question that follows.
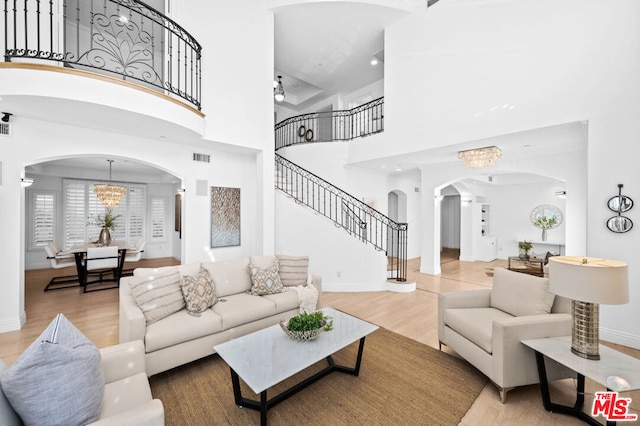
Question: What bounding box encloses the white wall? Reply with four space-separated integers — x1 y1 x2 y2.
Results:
379 0 639 348
275 192 388 291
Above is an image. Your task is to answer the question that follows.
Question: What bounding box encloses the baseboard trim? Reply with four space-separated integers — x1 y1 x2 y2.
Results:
387 281 416 293
601 327 640 350
0 311 26 333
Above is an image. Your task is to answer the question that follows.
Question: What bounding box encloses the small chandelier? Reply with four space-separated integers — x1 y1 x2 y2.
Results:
94 160 126 207
274 75 285 102
458 146 502 168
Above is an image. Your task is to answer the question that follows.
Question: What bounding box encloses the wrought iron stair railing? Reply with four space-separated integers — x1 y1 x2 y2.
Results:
275 97 383 150
275 153 407 282
3 0 202 110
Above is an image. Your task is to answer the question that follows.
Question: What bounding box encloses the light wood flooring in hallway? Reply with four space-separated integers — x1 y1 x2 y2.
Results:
2 253 638 425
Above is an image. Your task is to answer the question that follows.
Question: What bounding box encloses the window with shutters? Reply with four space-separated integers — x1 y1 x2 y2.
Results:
29 191 56 250
150 198 166 240
63 179 146 249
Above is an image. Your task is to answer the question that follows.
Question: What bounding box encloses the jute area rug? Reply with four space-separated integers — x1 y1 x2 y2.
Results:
149 327 487 425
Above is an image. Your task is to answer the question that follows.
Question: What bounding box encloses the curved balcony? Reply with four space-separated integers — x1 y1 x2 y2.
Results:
3 0 201 110
275 97 383 150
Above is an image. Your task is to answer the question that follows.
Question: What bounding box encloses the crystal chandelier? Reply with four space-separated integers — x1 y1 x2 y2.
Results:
94 160 126 207
458 146 502 168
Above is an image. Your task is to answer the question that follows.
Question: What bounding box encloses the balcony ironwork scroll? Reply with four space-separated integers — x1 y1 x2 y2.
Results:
275 153 407 282
275 97 384 150
3 0 202 110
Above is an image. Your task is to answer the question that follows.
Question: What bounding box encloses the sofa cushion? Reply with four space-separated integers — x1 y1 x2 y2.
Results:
263 291 300 313
202 258 251 298
249 255 277 268
0 313 104 426
247 261 284 295
145 309 224 353
129 270 185 325
181 268 217 317
276 254 309 286
490 267 556 317
212 293 278 330
444 307 514 354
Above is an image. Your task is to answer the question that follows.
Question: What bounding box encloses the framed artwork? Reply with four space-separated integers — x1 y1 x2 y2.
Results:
175 193 182 238
211 186 240 247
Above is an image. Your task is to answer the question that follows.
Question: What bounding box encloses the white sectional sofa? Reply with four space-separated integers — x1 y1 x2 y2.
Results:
119 255 321 376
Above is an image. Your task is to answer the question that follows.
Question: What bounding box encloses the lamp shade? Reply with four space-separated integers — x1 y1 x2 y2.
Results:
549 256 628 305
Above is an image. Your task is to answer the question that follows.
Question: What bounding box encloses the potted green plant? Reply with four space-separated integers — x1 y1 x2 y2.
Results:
87 209 121 246
518 240 533 259
280 311 333 341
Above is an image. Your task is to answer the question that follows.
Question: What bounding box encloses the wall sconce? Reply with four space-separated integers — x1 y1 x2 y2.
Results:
1 112 12 123
461 198 473 205
555 190 567 199
21 178 34 187
434 195 444 202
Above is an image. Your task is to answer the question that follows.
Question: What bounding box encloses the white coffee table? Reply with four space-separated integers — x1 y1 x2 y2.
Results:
214 307 378 426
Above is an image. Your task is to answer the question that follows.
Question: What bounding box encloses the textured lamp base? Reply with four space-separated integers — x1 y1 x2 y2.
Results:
571 300 600 360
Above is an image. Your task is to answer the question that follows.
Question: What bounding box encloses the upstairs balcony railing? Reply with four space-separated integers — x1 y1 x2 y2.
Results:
275 153 407 282
3 0 202 110
275 96 383 150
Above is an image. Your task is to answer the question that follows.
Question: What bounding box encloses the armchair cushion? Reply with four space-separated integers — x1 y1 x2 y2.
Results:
444 308 514 354
0 313 104 426
490 267 556 317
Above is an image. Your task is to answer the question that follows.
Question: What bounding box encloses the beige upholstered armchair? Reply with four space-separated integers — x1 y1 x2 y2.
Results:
438 267 573 403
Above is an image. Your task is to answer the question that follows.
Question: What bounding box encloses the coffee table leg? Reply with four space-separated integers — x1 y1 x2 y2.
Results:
261 391 268 426
230 368 242 406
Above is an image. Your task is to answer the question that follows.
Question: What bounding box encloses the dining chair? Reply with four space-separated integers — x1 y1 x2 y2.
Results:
43 242 79 291
122 238 146 277
83 246 126 293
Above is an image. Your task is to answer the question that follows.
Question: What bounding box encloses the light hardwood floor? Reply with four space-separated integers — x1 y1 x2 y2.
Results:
2 253 638 425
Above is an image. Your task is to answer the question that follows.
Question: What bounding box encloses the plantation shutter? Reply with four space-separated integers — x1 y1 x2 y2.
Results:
64 180 87 249
64 179 147 248
150 198 165 239
33 192 55 247
127 185 146 245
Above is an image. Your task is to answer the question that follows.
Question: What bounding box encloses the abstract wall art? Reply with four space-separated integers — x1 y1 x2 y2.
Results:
211 186 240 247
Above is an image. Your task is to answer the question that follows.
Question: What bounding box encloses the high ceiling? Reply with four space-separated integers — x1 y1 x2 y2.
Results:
272 1 411 110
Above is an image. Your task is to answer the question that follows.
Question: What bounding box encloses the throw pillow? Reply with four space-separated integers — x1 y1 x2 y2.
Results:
490 267 556 317
247 261 284 295
276 254 309 286
0 313 104 426
129 270 185 324
181 268 217 317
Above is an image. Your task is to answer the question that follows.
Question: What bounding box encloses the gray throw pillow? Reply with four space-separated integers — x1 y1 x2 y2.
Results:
276 254 309 286
247 261 284 295
181 268 217 316
0 313 104 426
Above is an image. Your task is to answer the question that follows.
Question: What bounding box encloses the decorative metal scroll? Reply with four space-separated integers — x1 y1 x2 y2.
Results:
4 0 202 110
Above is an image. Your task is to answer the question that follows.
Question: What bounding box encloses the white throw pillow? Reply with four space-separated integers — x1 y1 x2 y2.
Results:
130 270 185 324
0 313 104 426
490 267 556 316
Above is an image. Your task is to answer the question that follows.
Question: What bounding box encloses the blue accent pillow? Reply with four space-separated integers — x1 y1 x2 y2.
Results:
0 313 104 425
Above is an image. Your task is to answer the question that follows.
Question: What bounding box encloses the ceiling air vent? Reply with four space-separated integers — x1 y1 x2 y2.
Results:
0 122 11 137
193 153 210 163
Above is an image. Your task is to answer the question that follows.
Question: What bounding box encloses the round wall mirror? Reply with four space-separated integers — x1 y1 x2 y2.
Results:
530 204 563 229
607 216 633 233
607 195 634 213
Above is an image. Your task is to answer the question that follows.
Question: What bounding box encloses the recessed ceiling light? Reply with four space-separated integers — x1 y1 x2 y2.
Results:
395 168 402 172
370 58 378 66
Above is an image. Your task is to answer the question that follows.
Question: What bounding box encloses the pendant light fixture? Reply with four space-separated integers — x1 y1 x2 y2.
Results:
94 160 126 207
274 75 285 102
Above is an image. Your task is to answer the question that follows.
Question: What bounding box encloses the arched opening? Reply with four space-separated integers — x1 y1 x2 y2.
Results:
23 155 184 274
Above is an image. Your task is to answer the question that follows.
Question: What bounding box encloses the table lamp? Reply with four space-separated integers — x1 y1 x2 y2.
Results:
548 256 628 360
